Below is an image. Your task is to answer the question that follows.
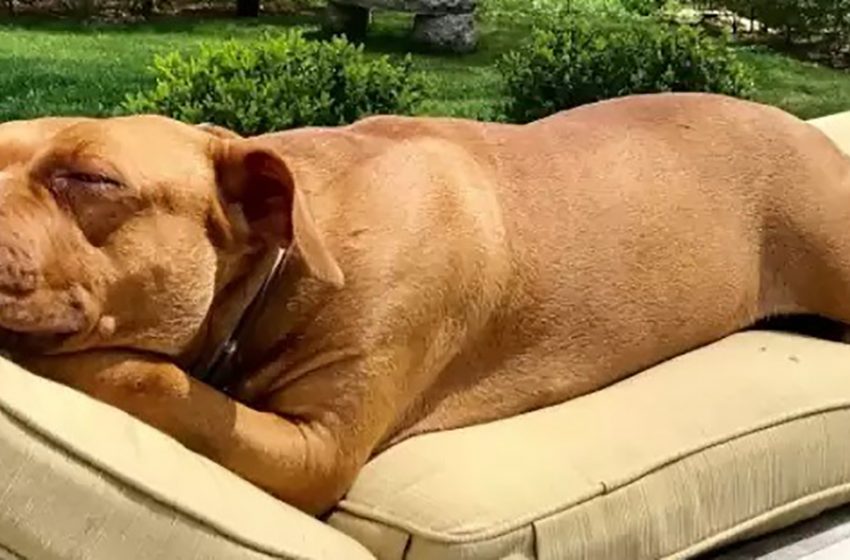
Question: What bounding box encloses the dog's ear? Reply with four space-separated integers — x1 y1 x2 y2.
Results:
214 141 344 288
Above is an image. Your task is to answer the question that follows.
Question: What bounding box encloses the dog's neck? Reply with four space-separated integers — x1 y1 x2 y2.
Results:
189 248 290 394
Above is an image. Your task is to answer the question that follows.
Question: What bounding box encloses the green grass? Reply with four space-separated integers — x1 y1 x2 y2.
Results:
0 16 315 120
1 8 850 122
739 45 850 120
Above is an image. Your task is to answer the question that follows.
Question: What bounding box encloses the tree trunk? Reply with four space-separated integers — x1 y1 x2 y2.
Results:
236 0 259 17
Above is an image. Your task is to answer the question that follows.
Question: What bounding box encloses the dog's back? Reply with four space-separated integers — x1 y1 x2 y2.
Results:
298 93 850 443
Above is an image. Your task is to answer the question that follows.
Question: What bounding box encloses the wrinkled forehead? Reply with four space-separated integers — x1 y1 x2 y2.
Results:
0 117 87 140
0 117 88 169
36 115 219 194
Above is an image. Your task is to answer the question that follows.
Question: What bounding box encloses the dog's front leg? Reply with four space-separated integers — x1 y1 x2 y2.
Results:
18 351 356 515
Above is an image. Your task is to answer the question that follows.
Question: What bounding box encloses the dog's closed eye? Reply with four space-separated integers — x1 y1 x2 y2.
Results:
51 171 123 191
46 170 138 246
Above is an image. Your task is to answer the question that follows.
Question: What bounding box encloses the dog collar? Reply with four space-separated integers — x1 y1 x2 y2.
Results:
191 248 290 394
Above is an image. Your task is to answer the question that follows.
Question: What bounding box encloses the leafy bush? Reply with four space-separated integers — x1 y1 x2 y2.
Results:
479 0 657 27
498 16 754 123
122 30 428 135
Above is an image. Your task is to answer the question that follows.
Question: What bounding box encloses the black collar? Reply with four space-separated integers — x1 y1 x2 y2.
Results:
191 248 290 394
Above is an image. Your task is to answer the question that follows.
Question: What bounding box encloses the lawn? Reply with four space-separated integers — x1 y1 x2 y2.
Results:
738 45 850 120
1 6 850 122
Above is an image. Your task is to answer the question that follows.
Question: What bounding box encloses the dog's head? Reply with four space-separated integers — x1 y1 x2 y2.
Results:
0 115 342 359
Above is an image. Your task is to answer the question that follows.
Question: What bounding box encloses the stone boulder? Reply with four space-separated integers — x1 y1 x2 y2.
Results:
412 12 476 53
326 0 478 53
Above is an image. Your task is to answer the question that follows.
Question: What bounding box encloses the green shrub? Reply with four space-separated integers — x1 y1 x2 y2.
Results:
498 17 754 123
121 31 428 135
479 0 649 27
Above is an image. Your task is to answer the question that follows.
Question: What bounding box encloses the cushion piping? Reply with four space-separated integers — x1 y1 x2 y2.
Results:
0 542 25 560
0 398 316 560
337 401 850 544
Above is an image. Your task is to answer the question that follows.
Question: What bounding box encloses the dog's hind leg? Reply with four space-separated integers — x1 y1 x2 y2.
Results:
764 135 850 337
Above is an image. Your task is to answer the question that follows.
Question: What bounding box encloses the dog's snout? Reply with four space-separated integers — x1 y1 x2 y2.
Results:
0 236 39 295
0 170 49 295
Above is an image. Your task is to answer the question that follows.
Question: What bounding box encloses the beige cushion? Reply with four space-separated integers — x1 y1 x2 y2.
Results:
810 110 850 149
0 356 375 560
329 332 850 559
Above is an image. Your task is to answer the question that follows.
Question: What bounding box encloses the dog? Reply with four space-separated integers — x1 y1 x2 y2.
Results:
1 93 849 515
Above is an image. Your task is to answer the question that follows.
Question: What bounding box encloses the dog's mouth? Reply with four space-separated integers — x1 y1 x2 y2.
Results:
0 287 94 357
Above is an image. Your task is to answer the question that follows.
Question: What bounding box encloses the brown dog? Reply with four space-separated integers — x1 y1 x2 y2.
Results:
1 93 848 515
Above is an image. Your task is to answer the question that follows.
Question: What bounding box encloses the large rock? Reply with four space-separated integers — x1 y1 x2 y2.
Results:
412 12 477 52
326 0 478 53
335 0 475 15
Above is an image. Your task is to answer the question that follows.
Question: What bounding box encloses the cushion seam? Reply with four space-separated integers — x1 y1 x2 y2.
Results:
337 401 850 543
607 402 850 492
0 402 312 560
0 541 25 560
401 533 413 560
